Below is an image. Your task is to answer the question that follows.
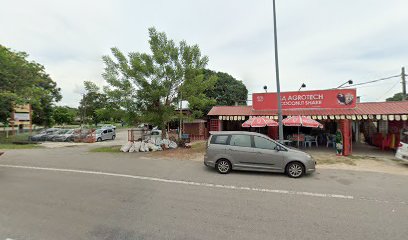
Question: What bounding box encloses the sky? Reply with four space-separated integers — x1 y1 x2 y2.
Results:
1 0 408 107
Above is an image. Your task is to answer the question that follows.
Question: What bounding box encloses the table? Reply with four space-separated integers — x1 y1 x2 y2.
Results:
277 140 292 146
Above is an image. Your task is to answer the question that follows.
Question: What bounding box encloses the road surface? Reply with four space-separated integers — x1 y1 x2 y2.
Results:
0 147 407 240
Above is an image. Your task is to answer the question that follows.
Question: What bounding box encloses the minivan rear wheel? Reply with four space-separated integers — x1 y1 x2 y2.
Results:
286 162 304 178
216 159 231 174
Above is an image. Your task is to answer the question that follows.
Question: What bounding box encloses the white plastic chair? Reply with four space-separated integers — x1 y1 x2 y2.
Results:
326 135 335 148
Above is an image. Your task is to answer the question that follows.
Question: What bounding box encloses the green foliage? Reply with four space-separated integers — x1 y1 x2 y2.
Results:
95 108 125 123
89 145 121 153
0 144 41 150
102 27 216 129
53 106 77 125
386 92 405 102
0 92 18 125
78 81 108 126
204 69 248 108
0 45 61 126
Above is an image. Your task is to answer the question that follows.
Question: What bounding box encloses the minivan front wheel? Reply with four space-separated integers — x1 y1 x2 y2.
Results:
216 159 231 174
286 162 304 178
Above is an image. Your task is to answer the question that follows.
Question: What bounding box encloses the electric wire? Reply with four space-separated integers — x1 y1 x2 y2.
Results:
376 79 401 101
340 74 401 88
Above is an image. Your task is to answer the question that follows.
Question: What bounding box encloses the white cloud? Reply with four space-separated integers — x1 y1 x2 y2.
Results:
1 0 407 106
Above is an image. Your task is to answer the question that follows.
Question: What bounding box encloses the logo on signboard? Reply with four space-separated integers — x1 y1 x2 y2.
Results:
336 93 354 105
256 96 264 102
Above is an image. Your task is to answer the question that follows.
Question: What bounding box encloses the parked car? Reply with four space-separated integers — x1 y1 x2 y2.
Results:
30 128 61 141
204 131 316 178
95 128 116 142
46 129 70 141
52 129 76 142
395 132 408 162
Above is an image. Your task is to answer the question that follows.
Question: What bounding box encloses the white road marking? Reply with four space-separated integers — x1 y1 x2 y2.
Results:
0 164 355 199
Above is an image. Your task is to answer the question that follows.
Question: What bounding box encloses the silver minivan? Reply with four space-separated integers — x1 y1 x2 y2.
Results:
204 131 316 178
95 128 116 142
395 132 408 163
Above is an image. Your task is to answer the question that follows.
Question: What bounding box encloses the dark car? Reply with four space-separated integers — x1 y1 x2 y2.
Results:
30 128 61 141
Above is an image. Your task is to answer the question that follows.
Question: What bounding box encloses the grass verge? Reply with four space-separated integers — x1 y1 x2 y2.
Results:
315 156 357 166
190 141 206 152
0 143 42 150
90 145 121 153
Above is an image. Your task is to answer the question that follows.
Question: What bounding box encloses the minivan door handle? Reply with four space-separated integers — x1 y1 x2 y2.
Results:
228 149 245 152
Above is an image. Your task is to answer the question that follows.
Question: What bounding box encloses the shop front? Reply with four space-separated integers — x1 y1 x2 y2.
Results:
207 89 408 156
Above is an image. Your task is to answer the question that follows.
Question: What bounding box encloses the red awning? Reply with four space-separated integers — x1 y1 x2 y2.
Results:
207 102 408 116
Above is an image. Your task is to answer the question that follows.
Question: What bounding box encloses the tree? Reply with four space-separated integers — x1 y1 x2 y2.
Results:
53 106 77 125
95 108 125 123
102 27 216 130
78 81 107 126
386 92 405 102
0 92 19 125
204 69 248 110
0 45 61 127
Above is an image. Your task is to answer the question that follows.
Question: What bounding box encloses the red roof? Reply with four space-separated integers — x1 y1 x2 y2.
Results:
208 102 408 116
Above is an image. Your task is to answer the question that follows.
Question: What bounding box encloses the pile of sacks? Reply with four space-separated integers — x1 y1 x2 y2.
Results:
120 139 178 153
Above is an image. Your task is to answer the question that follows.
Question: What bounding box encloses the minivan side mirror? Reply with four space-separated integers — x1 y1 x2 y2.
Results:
275 145 286 151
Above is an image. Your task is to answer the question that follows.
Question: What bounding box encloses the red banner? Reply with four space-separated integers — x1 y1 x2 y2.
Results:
252 89 356 110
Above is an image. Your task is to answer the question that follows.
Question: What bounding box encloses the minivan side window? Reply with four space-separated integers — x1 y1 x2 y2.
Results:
108 129 112 133
254 136 277 150
211 135 229 145
103 130 108 134
230 135 252 148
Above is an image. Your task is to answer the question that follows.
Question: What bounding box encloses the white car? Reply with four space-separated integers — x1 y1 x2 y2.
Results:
395 132 408 162
95 128 116 142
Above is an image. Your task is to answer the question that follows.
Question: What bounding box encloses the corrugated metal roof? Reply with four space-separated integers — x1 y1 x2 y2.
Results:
207 105 253 116
207 102 408 116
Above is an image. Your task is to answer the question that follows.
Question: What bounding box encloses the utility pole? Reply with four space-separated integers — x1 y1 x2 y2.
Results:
273 0 283 141
179 91 182 139
402 66 406 100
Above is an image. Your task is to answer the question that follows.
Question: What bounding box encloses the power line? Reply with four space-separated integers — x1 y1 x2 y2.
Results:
340 74 401 88
349 81 395 89
376 79 401 101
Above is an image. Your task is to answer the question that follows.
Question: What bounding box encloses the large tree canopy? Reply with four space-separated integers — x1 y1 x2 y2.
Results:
102 27 216 129
386 92 405 102
0 45 61 126
204 69 248 107
53 106 77 125
78 81 108 126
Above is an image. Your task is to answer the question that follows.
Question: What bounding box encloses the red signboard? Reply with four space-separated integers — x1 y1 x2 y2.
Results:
252 89 357 110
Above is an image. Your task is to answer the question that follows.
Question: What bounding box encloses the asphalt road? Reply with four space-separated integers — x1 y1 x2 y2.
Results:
0 147 407 240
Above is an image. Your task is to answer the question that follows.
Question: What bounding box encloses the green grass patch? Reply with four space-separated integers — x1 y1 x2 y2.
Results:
90 145 121 153
0 133 32 144
0 143 42 149
190 141 206 153
313 155 357 165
